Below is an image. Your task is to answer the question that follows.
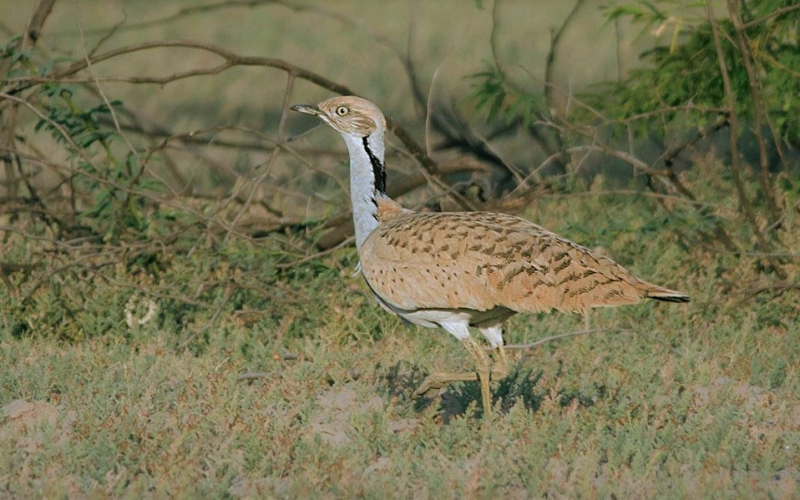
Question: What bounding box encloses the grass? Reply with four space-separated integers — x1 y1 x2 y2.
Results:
1 186 798 498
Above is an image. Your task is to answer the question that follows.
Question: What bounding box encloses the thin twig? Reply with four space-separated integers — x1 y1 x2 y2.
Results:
706 0 786 279
544 0 585 110
728 0 781 223
504 327 682 356
237 372 270 381
741 3 800 29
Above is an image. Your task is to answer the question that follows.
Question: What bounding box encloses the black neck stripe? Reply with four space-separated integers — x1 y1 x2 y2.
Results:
362 136 386 194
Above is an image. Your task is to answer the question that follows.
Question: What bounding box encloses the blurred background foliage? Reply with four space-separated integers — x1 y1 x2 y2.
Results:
0 0 798 339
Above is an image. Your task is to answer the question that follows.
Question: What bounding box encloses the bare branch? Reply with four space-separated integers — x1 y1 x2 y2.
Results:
24 0 56 44
741 3 800 29
545 0 585 110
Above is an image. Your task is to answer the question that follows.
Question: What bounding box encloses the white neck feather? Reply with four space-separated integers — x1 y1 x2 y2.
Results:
339 131 386 253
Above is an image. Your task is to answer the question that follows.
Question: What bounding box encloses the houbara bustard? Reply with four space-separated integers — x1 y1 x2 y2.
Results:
292 96 689 414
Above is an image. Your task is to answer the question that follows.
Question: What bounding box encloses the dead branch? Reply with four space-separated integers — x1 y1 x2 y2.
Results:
5 39 448 195
24 0 56 43
6 39 488 214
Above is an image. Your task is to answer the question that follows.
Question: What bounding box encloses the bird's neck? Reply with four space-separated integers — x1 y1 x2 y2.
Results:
341 131 388 252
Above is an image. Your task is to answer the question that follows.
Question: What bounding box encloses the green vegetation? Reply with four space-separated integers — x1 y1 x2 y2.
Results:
1 0 798 497
2 190 797 498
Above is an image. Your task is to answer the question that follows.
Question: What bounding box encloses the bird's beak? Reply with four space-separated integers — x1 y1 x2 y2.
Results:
290 104 322 116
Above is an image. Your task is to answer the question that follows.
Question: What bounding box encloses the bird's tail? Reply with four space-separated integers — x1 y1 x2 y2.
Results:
645 285 690 303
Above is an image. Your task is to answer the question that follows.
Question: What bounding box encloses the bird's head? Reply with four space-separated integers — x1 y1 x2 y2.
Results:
291 96 386 138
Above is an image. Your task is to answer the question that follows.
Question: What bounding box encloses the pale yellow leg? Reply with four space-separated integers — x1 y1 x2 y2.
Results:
462 336 492 414
414 337 494 414
491 343 510 381
413 371 478 396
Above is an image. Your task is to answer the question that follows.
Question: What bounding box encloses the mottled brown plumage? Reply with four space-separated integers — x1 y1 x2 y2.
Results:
364 203 687 316
292 96 689 415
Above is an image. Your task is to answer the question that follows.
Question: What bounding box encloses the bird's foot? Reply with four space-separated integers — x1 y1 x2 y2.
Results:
413 339 500 416
490 344 510 381
413 371 479 399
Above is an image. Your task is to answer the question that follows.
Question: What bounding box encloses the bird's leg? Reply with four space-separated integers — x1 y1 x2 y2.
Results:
491 343 510 381
413 371 478 397
461 336 493 414
477 324 510 383
413 336 493 414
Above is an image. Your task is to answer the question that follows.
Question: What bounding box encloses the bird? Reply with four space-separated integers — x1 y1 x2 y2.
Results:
291 96 689 415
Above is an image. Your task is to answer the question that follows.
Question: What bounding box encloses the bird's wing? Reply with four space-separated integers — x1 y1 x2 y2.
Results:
360 211 665 314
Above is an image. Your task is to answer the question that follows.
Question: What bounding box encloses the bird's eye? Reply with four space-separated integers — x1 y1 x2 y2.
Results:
335 106 349 116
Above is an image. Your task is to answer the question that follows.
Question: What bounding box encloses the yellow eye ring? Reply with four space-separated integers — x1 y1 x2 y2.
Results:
335 106 349 116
